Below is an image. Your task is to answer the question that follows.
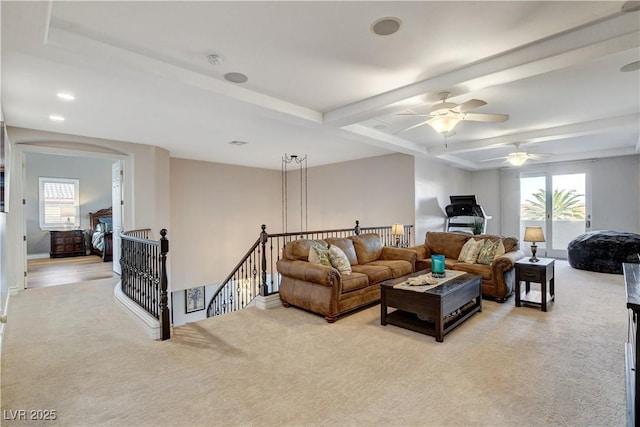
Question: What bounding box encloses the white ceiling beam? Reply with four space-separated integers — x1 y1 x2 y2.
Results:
427 114 640 157
340 124 427 157
324 12 639 128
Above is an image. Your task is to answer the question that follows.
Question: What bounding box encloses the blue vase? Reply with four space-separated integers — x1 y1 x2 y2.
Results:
431 254 445 278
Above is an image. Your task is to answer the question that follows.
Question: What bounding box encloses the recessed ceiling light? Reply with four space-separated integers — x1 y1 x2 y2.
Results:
229 140 249 146
56 92 75 101
371 17 402 36
206 54 224 65
224 72 248 84
49 115 65 121
621 61 640 72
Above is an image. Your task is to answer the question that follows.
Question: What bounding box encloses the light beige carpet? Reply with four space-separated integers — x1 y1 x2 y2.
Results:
1 261 627 426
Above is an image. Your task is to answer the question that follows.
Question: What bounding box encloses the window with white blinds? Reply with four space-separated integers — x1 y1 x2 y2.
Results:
39 177 80 230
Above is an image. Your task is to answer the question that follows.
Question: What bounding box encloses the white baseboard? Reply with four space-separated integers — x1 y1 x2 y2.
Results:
113 282 167 340
255 293 282 310
27 253 50 260
0 290 11 355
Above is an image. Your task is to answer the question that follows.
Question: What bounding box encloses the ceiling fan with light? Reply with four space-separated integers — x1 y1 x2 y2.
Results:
483 142 550 166
396 92 509 136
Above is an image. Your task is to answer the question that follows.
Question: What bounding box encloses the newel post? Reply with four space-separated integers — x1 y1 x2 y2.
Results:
159 229 170 341
260 224 269 296
354 220 361 235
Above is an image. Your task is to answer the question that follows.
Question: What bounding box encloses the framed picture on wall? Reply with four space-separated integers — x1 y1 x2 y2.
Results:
185 286 205 313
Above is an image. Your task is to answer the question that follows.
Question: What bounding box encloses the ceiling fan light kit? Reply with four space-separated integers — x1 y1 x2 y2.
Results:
507 151 529 166
396 92 509 136
428 115 462 135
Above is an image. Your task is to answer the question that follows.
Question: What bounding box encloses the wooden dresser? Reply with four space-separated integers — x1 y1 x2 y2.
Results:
49 230 86 258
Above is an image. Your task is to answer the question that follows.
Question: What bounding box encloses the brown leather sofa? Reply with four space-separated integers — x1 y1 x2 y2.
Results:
277 233 416 322
409 231 525 302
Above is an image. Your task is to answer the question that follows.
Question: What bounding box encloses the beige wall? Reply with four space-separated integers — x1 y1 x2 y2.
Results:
414 156 470 242
169 158 281 290
590 155 639 232
304 153 415 232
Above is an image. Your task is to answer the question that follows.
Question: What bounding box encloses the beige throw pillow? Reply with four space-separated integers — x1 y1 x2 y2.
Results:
494 240 506 260
458 239 482 264
328 245 352 275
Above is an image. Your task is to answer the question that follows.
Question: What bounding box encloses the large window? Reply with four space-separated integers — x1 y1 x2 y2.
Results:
39 177 80 230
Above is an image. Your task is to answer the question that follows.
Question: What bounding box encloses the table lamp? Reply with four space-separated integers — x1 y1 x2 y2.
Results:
61 206 77 229
391 223 404 247
523 226 545 262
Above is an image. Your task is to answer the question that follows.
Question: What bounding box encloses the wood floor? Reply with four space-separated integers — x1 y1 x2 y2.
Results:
27 255 116 288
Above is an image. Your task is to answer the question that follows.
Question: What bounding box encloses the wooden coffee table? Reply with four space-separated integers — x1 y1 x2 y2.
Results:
380 270 482 342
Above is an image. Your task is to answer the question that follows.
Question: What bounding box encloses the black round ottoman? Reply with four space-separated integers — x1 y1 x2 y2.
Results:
567 230 640 274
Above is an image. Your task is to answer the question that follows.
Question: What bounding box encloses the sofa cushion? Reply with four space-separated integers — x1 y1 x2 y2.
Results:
458 238 483 264
501 236 519 253
351 264 392 285
325 237 358 265
426 232 470 260
494 240 506 259
328 245 352 275
452 262 492 280
340 272 370 293
285 239 327 261
350 233 383 265
368 260 412 278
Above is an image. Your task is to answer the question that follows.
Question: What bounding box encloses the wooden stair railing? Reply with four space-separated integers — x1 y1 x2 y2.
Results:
206 221 413 318
120 228 170 340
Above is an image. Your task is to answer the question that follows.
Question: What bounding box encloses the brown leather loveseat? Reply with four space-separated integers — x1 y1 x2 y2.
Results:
277 233 416 322
410 231 525 302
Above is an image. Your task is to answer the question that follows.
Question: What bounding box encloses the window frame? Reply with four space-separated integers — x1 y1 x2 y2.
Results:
39 177 80 230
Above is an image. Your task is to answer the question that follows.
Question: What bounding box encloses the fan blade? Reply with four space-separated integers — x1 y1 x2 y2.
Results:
463 113 509 122
394 119 431 134
453 99 486 113
395 113 432 117
480 156 508 162
528 153 550 160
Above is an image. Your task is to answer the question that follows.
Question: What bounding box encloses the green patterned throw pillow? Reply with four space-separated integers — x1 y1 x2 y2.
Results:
308 245 331 266
328 245 352 275
477 239 500 265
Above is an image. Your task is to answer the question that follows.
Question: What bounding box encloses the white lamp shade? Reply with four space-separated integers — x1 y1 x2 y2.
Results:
507 152 529 166
391 223 404 236
427 115 461 134
60 206 77 218
524 226 545 243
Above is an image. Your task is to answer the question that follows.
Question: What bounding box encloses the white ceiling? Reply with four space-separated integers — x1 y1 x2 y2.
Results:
2 1 639 171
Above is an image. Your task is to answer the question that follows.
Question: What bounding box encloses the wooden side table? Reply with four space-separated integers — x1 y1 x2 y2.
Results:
515 258 555 311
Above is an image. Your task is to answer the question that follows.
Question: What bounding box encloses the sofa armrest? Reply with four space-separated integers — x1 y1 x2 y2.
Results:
407 244 430 260
276 259 340 287
490 249 526 297
380 247 417 271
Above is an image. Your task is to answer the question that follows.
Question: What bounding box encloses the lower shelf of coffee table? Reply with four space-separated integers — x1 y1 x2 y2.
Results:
384 304 480 341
